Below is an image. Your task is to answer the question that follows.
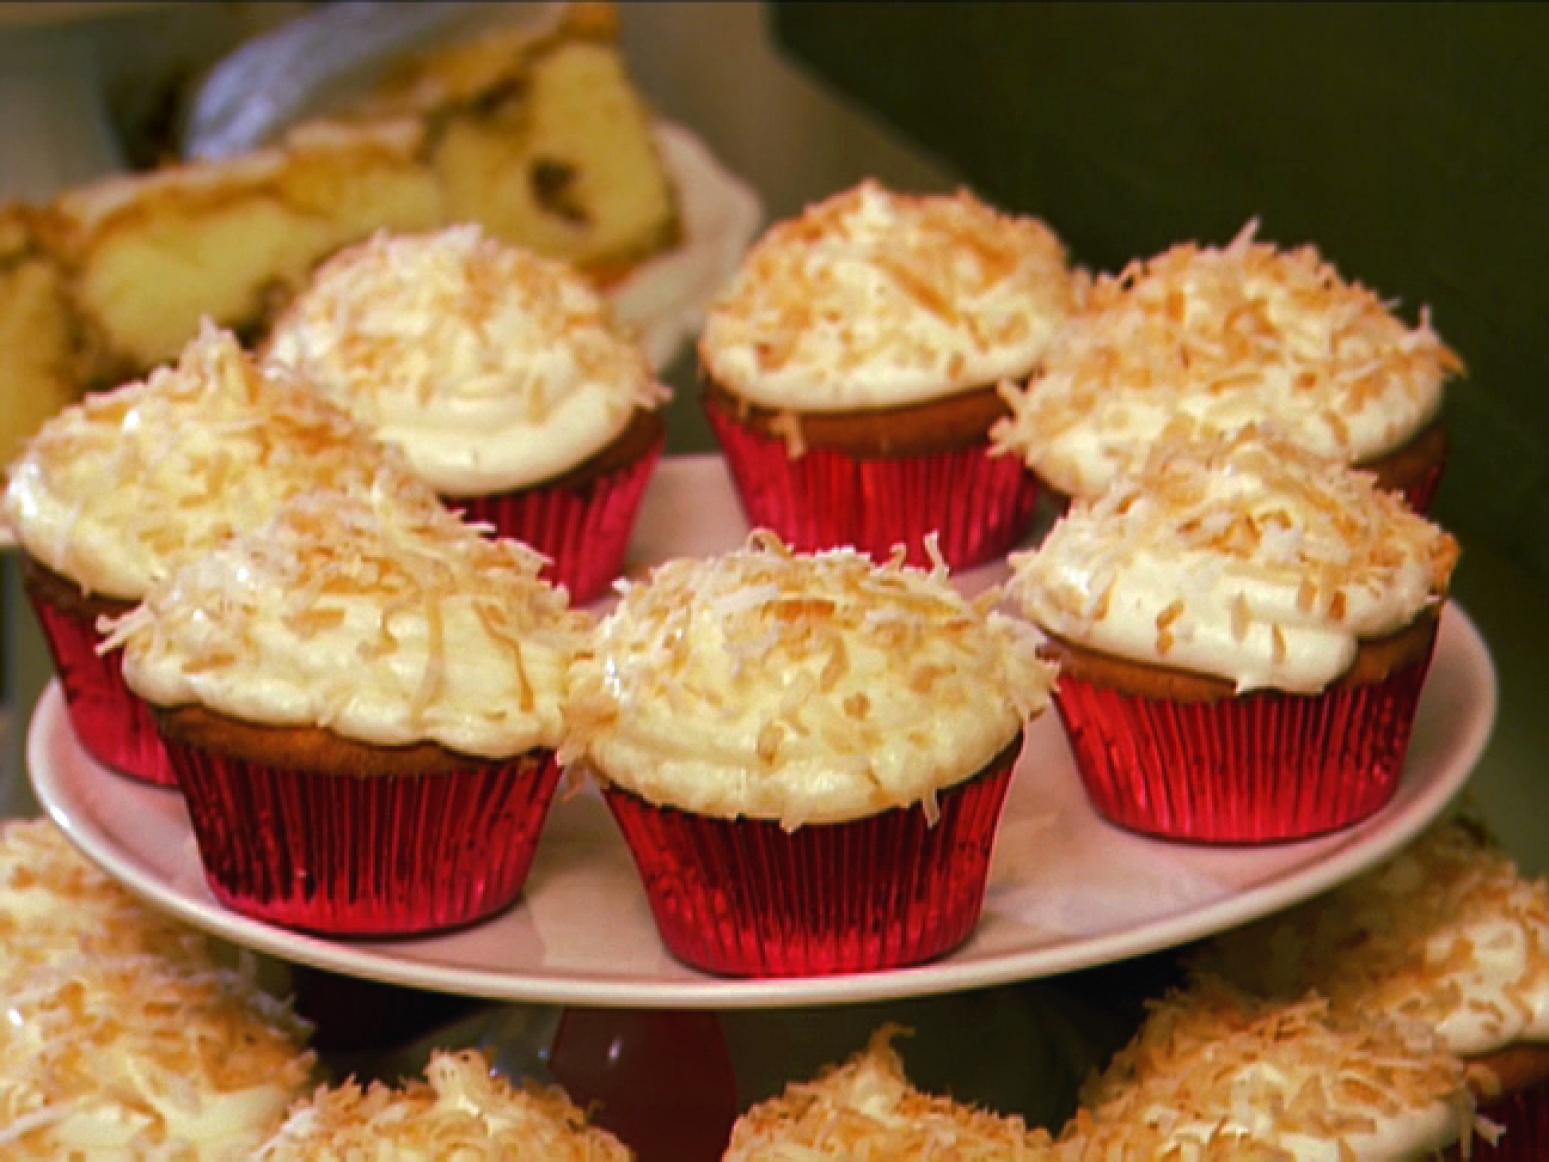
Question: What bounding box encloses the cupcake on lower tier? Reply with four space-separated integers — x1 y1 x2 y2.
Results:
565 530 1055 977
992 220 1463 514
1196 818 1549 1160
1007 427 1459 844
254 1049 631 1161
262 225 669 603
1 323 422 786
724 1025 1056 1159
1061 978 1480 1158
103 485 590 937
699 180 1077 568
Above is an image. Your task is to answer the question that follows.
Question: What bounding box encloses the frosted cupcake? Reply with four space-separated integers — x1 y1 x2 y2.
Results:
725 1026 1056 1159
1197 819 1549 1160
993 220 1462 513
262 225 669 603
2 322 420 785
103 486 590 936
0 952 314 1159
254 1049 631 1161
700 180 1076 568
1007 428 1458 843
566 530 1055 976
1061 979 1479 1158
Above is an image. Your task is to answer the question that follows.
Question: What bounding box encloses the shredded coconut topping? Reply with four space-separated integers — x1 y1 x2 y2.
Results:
700 180 1076 409
1198 819 1549 1061
104 485 590 758
1008 427 1459 692
992 220 1463 498
1063 980 1477 1160
724 1026 1056 1160
253 1049 630 1161
2 321 424 601
566 530 1054 826
264 225 668 493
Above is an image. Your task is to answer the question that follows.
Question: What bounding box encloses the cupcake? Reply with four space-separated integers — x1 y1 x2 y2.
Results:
0 952 314 1159
699 180 1076 568
724 1025 1057 1159
993 220 1463 513
253 1049 632 1161
101 485 590 936
1196 819 1549 1160
565 530 1055 976
1 322 422 786
1061 978 1480 1158
262 225 669 603
1006 427 1459 843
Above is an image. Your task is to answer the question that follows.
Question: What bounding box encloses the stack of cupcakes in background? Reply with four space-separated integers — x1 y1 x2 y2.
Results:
699 179 1078 568
262 224 671 604
1 323 422 787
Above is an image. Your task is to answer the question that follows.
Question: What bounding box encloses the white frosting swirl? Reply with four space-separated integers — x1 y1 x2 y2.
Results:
1008 431 1458 693
2 322 420 602
699 180 1076 410
993 221 1462 499
263 226 667 495
566 531 1055 827
106 487 589 759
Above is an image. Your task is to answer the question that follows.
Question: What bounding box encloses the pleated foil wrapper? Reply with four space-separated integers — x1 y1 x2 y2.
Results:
448 433 663 605
161 732 561 936
1051 642 1438 844
21 555 177 787
706 405 1040 569
1455 1077 1549 1161
600 743 1021 977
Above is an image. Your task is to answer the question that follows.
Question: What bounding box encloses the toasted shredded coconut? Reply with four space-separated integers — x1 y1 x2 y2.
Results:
724 1026 1056 1160
992 220 1463 498
566 530 1054 826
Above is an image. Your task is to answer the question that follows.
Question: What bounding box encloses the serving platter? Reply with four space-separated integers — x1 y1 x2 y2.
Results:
30 456 1496 1009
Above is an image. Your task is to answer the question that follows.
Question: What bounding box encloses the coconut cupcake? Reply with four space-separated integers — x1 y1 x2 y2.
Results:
1061 979 1480 1159
565 530 1055 976
2 321 423 786
1006 427 1458 843
993 220 1462 513
699 180 1076 568
262 225 669 603
724 1025 1056 1160
102 485 590 936
254 1049 631 1161
1197 819 1549 1160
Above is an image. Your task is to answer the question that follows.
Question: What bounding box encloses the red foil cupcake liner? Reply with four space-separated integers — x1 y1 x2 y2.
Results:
447 436 663 605
161 734 561 936
21 566 176 787
600 743 1020 976
1456 1077 1549 1160
706 406 1040 569
1401 454 1446 516
1052 651 1436 844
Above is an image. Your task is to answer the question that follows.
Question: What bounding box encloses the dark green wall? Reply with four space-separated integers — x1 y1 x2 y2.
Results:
773 3 1549 577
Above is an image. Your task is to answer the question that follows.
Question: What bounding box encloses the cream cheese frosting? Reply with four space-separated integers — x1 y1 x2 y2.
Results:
1198 820 1549 1061
0 953 314 1161
565 530 1055 827
992 220 1463 499
724 1026 1056 1160
2 321 421 602
699 180 1076 410
1007 429 1459 693
253 1049 630 1162
104 486 590 759
262 225 667 495
1063 982 1476 1161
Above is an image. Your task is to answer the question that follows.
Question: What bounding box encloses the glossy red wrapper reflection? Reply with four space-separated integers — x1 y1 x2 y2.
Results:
161 735 561 936
601 741 1020 977
449 433 663 604
707 406 1040 568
